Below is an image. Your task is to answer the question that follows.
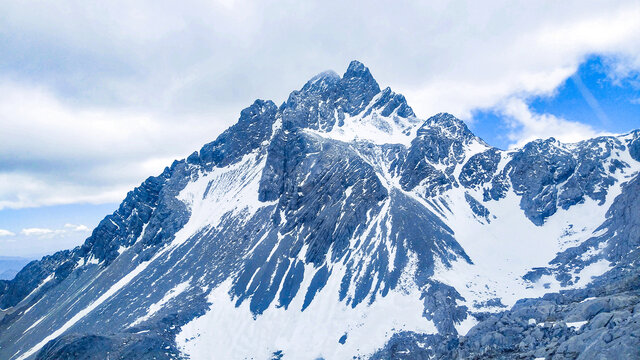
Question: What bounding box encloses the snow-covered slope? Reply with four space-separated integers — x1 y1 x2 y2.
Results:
1 61 639 360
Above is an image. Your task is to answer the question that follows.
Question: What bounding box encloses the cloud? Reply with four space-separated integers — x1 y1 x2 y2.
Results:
64 224 90 232
0 0 639 208
19 224 90 237
21 228 56 236
402 2 640 120
499 98 605 148
2 224 92 257
601 53 640 87
0 229 15 237
0 81 230 209
2 1 639 115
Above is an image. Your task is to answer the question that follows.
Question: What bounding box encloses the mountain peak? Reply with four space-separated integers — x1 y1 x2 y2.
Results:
420 112 480 143
342 60 378 86
345 59 367 73
340 60 380 115
301 70 340 93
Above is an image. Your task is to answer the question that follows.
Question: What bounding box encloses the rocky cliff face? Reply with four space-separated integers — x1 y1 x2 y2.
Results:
1 61 639 360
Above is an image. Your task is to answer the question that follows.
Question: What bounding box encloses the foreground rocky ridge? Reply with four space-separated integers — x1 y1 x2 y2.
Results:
0 61 638 359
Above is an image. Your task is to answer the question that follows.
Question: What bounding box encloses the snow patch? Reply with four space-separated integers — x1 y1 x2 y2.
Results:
129 279 192 328
566 320 587 330
433 184 618 312
177 263 436 360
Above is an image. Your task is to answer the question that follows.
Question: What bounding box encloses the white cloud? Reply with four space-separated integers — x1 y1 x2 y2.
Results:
2 224 92 257
64 224 90 232
21 228 56 236
499 98 605 148
0 0 639 208
20 224 90 237
602 54 640 90
0 229 15 237
2 1 639 115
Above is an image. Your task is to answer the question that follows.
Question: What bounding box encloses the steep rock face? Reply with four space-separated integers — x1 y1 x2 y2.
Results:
193 99 278 168
628 130 640 161
459 135 635 226
280 60 382 132
459 148 502 189
0 61 639 360
507 139 577 225
400 113 482 195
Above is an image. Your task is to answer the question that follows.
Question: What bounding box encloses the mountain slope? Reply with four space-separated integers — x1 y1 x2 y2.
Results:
1 61 639 360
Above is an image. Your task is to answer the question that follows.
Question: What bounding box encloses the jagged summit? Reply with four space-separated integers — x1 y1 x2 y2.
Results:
420 112 485 145
219 62 479 149
275 61 420 144
300 70 340 93
340 60 381 112
345 59 369 75
275 62 491 148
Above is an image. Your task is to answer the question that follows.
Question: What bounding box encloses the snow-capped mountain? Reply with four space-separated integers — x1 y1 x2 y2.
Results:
1 61 639 360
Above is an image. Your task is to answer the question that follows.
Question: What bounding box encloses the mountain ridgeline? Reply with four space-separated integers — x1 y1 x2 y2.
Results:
1 61 639 360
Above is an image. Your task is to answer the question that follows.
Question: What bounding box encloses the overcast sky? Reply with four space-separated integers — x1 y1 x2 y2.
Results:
1 0 640 257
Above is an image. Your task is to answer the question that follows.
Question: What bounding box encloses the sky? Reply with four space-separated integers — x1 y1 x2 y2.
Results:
0 0 639 258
